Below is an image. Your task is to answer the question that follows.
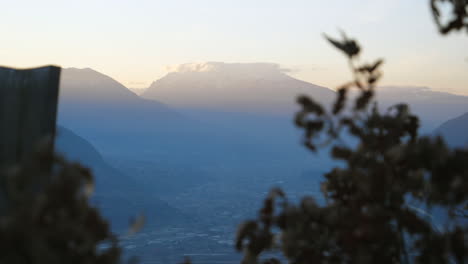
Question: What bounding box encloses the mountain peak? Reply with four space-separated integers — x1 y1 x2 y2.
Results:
60 67 139 102
142 62 334 113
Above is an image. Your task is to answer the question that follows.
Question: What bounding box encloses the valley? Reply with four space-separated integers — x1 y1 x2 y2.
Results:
54 64 468 263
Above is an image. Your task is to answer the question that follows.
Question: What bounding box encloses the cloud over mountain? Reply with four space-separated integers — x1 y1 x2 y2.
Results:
143 62 334 114
164 62 292 76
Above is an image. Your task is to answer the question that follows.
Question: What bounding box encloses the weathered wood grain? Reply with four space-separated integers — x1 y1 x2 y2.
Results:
0 66 61 213
0 66 61 168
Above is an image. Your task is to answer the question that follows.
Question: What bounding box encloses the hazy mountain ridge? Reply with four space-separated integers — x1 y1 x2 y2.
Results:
142 62 335 114
434 111 468 147
55 65 468 212
57 68 191 153
60 68 141 102
53 65 468 261
55 125 132 191
54 126 189 231
129 87 147 95
57 65 468 156
375 86 468 131
142 63 468 132
57 66 314 163
55 65 328 236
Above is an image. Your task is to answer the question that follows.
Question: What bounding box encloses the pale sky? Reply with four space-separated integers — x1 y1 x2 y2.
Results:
1 0 467 94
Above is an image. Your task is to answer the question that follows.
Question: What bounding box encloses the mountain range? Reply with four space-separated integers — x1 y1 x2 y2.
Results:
56 62 468 171
57 68 186 153
55 63 468 229
142 62 335 115
50 63 467 262
434 111 468 147
54 126 188 231
141 62 468 131
375 86 468 131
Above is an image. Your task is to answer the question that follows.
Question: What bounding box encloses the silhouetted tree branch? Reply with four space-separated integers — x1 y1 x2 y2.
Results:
236 31 467 264
0 147 121 264
431 0 468 34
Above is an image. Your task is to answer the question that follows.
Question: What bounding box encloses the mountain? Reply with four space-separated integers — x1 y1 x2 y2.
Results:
55 126 133 191
140 62 337 165
54 126 189 231
433 112 468 147
56 66 328 165
129 87 147 95
142 62 335 115
56 68 225 198
57 68 187 152
374 86 468 131
142 63 468 131
59 68 142 103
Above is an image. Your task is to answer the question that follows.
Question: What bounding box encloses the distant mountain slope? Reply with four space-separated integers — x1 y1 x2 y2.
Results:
56 66 325 164
142 62 335 115
56 68 220 197
59 68 141 103
129 87 147 95
137 62 334 168
433 112 468 147
142 63 468 131
58 68 187 140
55 126 130 191
375 86 468 131
54 126 189 230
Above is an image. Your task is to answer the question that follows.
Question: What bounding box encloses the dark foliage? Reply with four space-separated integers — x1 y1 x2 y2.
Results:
236 33 468 264
0 146 121 264
431 0 468 34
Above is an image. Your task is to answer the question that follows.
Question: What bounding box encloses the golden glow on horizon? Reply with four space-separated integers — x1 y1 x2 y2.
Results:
1 0 467 95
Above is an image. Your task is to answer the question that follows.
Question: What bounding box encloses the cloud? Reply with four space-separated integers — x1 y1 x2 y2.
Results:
164 62 293 76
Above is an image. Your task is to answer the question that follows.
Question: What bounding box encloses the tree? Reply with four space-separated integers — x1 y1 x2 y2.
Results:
236 4 468 263
431 0 468 34
0 146 121 264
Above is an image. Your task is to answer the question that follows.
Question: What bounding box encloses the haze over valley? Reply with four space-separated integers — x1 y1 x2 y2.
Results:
51 62 468 263
2 0 468 262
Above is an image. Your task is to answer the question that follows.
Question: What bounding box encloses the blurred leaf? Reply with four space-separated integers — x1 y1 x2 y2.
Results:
128 214 145 235
324 33 361 58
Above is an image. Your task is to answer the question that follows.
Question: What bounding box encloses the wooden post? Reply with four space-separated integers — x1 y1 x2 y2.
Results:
0 66 61 168
0 65 61 212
